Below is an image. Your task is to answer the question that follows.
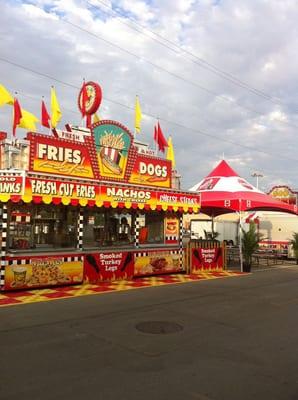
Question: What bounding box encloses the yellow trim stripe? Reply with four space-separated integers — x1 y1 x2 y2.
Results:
0 271 247 308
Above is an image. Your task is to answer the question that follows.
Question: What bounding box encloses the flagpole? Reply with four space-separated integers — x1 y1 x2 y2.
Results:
239 199 243 273
41 96 45 134
155 119 158 156
41 96 49 134
12 91 22 145
134 94 136 139
81 79 85 128
12 92 17 143
134 94 142 139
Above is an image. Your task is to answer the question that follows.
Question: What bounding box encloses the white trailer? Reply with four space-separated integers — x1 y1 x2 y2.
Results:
190 219 212 240
257 212 298 258
190 219 238 243
257 212 298 242
214 221 238 244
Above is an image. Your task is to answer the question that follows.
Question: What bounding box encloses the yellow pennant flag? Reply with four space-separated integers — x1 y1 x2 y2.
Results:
18 109 39 132
166 136 176 169
51 87 62 128
135 95 142 133
0 84 13 106
93 113 101 123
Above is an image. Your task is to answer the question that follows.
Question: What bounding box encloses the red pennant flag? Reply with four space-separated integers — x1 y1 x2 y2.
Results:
41 100 51 128
13 98 22 137
81 81 89 117
154 122 168 153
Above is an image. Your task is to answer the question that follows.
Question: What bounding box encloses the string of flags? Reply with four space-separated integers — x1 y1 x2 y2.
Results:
0 82 176 169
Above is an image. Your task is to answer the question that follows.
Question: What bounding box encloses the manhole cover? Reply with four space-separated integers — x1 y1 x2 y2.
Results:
136 321 183 334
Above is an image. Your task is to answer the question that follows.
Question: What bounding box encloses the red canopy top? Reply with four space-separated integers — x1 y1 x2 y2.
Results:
190 160 297 216
206 160 238 178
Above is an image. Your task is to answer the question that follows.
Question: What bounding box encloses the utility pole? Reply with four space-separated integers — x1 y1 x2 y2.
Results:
251 172 263 189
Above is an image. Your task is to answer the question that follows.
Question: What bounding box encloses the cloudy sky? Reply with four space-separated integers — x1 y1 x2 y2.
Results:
1 0 298 192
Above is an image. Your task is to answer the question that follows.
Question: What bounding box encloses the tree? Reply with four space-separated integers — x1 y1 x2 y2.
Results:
241 223 261 272
290 232 298 264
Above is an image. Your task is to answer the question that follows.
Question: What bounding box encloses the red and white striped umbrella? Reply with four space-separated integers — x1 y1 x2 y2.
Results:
190 160 297 217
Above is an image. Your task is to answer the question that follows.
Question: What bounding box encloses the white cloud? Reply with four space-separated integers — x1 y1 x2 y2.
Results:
269 110 288 123
251 123 267 135
262 61 276 72
22 3 58 19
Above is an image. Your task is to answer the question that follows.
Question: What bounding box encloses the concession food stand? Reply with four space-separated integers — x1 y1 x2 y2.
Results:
0 84 200 291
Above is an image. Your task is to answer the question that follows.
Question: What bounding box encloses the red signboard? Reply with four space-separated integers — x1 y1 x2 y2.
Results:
26 121 175 189
192 247 223 271
100 184 154 204
129 155 172 188
29 177 99 200
78 81 102 115
28 133 96 179
0 174 24 195
84 252 134 282
156 191 200 207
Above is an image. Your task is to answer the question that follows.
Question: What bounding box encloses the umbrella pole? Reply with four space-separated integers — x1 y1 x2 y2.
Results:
238 200 243 272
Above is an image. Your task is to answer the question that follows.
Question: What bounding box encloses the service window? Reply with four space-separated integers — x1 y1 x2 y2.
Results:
83 208 135 248
8 204 78 250
138 211 164 245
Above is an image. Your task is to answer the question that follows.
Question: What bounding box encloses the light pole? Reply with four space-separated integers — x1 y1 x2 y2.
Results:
251 172 263 189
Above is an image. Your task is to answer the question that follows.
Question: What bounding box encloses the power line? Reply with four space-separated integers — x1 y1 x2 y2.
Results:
88 0 290 108
1 57 298 165
6 3 295 130
58 14 298 131
13 90 78 116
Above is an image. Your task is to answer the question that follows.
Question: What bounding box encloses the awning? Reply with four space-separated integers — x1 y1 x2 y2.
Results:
0 176 200 214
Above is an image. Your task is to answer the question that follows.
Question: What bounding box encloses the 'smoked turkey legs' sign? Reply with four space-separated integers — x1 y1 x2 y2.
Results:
192 247 223 271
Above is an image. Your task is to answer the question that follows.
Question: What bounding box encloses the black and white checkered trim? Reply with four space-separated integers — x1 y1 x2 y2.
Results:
8 259 29 265
165 235 178 241
0 171 24 177
77 208 84 250
135 249 180 258
11 214 31 223
64 256 83 262
7 256 84 265
179 215 184 268
135 251 149 257
134 213 141 248
0 204 7 288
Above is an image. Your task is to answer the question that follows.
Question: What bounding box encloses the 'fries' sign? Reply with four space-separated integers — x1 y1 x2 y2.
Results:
37 144 82 164
28 134 95 179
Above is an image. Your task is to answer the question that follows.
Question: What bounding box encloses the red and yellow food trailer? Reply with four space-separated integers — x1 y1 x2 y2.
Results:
0 87 200 291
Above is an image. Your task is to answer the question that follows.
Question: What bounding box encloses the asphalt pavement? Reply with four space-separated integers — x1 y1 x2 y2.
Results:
1 265 298 400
